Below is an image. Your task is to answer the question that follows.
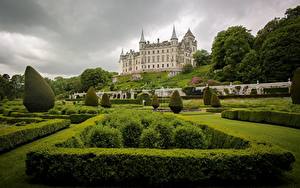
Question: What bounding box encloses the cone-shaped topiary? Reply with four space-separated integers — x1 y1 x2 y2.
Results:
152 94 160 110
291 68 300 104
211 93 221 107
85 87 98 106
169 90 183 114
203 87 212 105
101 93 111 108
23 66 55 112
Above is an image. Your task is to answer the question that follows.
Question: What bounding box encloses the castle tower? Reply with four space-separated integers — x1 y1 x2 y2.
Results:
170 25 178 45
139 29 146 49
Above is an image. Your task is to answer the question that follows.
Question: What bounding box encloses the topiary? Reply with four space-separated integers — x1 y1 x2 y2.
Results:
23 66 55 112
169 90 183 114
85 87 98 106
137 93 151 106
100 93 111 108
120 119 143 147
140 128 160 148
151 122 174 148
211 93 221 107
291 68 300 104
174 125 208 149
88 126 122 148
151 94 160 110
203 87 212 105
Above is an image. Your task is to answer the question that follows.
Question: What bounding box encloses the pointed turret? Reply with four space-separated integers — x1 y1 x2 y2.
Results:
120 48 124 56
171 25 178 40
184 28 195 38
140 29 146 43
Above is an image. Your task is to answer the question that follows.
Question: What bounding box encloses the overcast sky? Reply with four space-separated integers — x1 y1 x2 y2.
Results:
0 0 299 78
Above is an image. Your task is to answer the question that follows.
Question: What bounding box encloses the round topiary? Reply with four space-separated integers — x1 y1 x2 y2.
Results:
88 126 123 148
169 90 183 114
137 93 151 106
174 126 208 149
85 87 98 106
151 94 160 110
210 93 221 107
100 93 111 108
291 68 300 104
140 128 160 148
23 66 55 112
120 120 143 147
152 122 174 148
203 87 212 105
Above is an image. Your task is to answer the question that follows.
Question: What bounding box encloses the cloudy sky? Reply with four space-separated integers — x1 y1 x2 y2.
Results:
0 0 299 78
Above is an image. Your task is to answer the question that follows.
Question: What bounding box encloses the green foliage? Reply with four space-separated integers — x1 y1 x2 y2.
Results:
193 49 211 66
182 63 193 74
23 66 55 112
203 87 212 105
0 119 70 153
211 93 221 107
137 93 151 106
84 87 98 106
291 68 300 104
174 125 208 149
151 122 173 148
100 93 111 108
120 119 143 147
69 114 96 124
111 99 140 104
140 128 160 148
80 67 111 91
169 90 183 113
238 50 262 83
151 94 159 109
0 115 44 124
87 126 122 148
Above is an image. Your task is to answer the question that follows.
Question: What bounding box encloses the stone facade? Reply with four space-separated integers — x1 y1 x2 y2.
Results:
119 26 197 75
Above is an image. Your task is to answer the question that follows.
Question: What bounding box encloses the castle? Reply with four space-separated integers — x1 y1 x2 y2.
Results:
119 26 197 75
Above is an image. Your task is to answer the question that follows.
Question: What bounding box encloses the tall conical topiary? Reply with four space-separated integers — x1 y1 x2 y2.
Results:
203 87 212 105
152 94 160 110
85 87 98 106
101 93 111 108
211 93 221 107
169 90 183 114
291 68 300 104
23 66 55 112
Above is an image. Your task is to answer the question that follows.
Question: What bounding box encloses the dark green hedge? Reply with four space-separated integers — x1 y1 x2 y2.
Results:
69 114 96 124
0 119 70 153
221 110 300 129
110 99 140 104
0 115 44 124
9 112 69 119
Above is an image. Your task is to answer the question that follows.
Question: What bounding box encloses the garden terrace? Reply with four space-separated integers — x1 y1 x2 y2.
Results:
26 110 295 186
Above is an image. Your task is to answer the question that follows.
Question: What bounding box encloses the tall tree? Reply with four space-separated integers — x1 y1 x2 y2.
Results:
193 49 211 66
80 68 111 91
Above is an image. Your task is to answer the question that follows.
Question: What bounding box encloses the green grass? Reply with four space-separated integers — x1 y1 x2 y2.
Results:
177 112 300 186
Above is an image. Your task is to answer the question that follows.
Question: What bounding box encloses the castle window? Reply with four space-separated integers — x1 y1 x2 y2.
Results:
148 65 150 69
162 55 165 62
157 55 160 62
148 56 150 63
136 66 138 70
148 51 150 54
162 64 164 68
157 64 159 68
153 65 155 68
157 50 159 53
167 49 169 53
167 64 169 67
153 50 155 54
167 55 169 61
162 50 164 53
172 48 173 52
152 56 155 62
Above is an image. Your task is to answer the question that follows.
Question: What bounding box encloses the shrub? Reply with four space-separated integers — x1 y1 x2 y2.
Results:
137 93 151 106
65 108 77 115
23 66 55 112
140 128 160 148
48 109 60 115
291 68 300 104
0 119 70 153
174 126 208 149
151 94 159 110
87 109 98 114
88 126 122 148
100 93 111 108
203 87 212 105
151 122 174 148
182 63 193 73
120 120 143 147
85 87 98 106
210 93 221 107
169 90 183 114
0 115 44 124
110 99 140 105
69 114 95 124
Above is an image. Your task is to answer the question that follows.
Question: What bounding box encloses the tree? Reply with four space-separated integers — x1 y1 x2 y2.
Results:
203 87 212 105
169 90 183 114
80 68 111 91
291 68 300 104
237 50 262 83
85 87 98 106
151 94 160 110
101 93 111 108
182 64 193 74
23 66 55 112
210 93 221 107
193 49 211 66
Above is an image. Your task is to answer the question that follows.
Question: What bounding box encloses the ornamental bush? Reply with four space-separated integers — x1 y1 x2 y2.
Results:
100 93 111 108
203 87 212 105
85 87 98 106
174 125 208 149
88 126 122 148
169 90 183 114
211 93 221 107
151 122 174 148
151 94 159 110
120 119 143 147
140 128 160 148
23 66 55 112
291 67 300 104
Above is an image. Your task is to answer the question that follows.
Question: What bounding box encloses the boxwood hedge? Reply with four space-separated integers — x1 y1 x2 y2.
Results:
25 114 295 185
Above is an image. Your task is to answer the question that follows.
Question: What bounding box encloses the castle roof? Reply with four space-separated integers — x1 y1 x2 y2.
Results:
140 29 146 43
184 28 195 38
171 25 178 40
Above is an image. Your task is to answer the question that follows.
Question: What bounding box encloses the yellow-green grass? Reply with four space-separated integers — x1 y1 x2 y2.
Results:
177 111 300 185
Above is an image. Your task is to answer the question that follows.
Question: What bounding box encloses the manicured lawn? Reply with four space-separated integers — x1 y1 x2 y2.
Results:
177 111 300 186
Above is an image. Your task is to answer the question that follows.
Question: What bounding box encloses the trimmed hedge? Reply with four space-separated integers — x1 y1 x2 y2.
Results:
0 119 70 153
85 87 98 106
110 99 140 104
69 114 96 124
0 115 44 124
9 112 69 119
169 90 183 114
221 110 300 129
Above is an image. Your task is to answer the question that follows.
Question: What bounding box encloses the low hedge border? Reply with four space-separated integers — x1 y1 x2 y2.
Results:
69 114 96 124
9 112 70 119
206 108 229 113
221 110 300 129
0 115 44 124
110 99 140 105
0 119 70 153
25 114 295 185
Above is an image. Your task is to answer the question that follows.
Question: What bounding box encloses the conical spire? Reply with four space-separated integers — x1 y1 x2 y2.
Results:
120 48 124 55
171 25 177 40
140 29 145 43
184 28 195 38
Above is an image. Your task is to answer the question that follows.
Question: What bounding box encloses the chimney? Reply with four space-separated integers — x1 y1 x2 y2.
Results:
157 38 160 43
